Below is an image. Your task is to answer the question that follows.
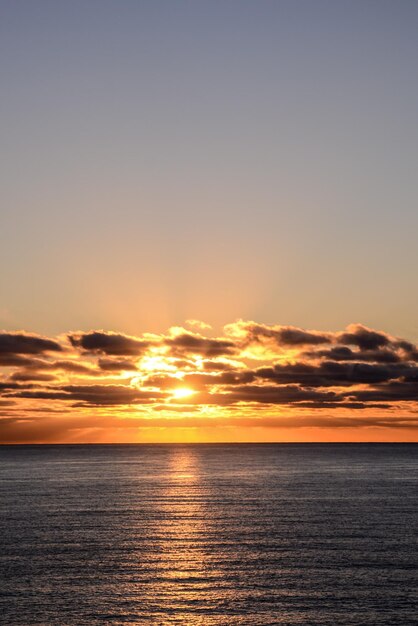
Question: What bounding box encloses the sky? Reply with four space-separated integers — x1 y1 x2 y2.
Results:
1 1 418 442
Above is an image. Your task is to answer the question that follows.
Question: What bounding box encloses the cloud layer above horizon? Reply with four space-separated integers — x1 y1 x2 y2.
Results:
1 320 418 442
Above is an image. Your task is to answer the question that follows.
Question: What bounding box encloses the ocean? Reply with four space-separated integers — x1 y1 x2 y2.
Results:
0 443 417 625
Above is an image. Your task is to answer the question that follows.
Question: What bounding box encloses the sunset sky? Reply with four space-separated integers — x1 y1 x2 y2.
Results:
1 1 418 442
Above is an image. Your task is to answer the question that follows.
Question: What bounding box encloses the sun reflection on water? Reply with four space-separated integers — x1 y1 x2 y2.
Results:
149 446 225 621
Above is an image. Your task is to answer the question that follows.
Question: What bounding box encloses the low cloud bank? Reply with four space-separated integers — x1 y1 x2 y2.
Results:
1 321 418 441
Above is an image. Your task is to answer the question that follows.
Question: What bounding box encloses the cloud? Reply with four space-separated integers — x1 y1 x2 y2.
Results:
185 319 212 330
98 358 138 371
165 331 236 356
68 331 150 355
10 372 57 382
1 320 418 441
303 346 401 363
337 324 391 350
0 381 31 391
0 332 62 354
211 384 339 405
224 320 331 347
346 381 418 403
0 354 38 367
255 361 418 387
21 358 98 375
11 384 164 406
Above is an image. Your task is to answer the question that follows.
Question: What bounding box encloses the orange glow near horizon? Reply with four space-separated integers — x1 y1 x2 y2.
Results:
1 321 418 443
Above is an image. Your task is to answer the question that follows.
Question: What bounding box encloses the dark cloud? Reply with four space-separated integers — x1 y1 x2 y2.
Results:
165 333 235 356
395 340 416 352
205 384 338 406
304 346 401 363
397 344 418 361
31 359 97 375
208 370 256 385
277 327 331 345
11 384 163 406
0 381 31 391
226 321 331 348
256 361 417 387
0 354 36 367
145 370 255 391
346 381 418 403
3 321 418 440
10 372 57 382
98 358 137 371
69 331 150 355
290 401 392 410
183 371 256 387
52 360 98 375
338 324 391 351
0 354 97 375
1 357 100 379
0 332 62 354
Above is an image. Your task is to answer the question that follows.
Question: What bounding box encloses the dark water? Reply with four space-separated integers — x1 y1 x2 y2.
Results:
0 444 417 625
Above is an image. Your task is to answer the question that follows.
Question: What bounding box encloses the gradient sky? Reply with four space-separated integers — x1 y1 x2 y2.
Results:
1 1 418 442
2 0 418 337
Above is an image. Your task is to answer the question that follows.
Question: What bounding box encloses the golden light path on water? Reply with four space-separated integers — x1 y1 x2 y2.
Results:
149 447 224 624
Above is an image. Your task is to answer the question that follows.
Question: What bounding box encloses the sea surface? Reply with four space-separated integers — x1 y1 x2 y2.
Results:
0 444 417 625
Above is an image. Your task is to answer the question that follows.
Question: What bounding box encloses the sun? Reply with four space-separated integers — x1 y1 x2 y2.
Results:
171 387 195 400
